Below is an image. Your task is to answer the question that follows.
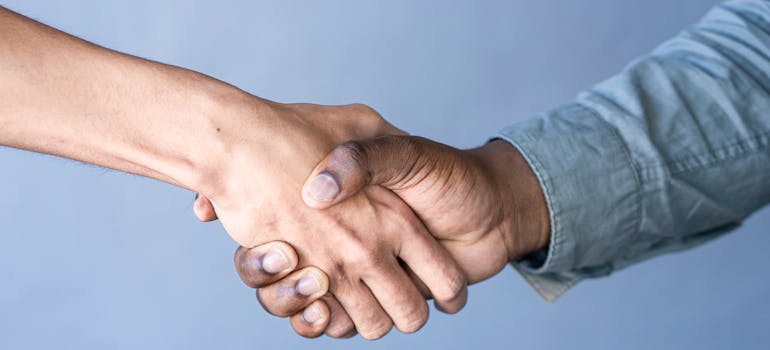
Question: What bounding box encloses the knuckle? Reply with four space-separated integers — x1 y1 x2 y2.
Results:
433 272 467 305
326 324 356 339
347 103 380 118
396 304 429 334
336 140 369 167
338 103 389 138
359 320 393 340
346 243 382 271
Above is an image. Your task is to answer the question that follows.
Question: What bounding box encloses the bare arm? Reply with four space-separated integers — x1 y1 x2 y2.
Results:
0 6 243 190
0 7 467 339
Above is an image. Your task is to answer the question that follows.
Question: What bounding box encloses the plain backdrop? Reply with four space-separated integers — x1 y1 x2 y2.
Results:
1 1 768 349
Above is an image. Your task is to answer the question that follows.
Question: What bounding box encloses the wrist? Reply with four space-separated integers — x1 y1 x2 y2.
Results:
472 140 551 261
179 80 277 198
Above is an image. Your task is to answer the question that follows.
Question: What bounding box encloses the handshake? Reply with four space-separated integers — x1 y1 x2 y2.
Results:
188 100 550 340
4 1 767 342
5 1 768 343
0 7 547 340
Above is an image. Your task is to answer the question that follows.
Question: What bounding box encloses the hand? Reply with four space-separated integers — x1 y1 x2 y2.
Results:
302 136 551 282
225 135 550 337
195 103 468 339
0 7 465 340
194 196 358 338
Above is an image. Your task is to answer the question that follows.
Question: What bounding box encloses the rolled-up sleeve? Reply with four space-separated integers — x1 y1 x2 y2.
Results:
496 0 770 302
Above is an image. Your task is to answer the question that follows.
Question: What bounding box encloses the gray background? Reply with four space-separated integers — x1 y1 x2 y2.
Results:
1 0 768 349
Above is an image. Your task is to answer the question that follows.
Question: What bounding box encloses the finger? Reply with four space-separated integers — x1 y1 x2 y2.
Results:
399 259 431 299
288 295 356 339
333 280 393 340
302 135 432 209
322 295 356 338
234 242 299 288
257 266 329 317
289 299 330 338
361 258 429 334
193 193 218 222
396 212 468 314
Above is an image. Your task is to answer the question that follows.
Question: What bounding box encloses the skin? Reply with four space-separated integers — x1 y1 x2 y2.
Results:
0 7 469 340
196 136 551 338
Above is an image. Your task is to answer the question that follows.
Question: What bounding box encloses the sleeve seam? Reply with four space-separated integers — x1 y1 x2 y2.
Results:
634 130 770 179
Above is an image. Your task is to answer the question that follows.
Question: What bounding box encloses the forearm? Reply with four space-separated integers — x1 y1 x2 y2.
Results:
498 0 770 301
0 7 252 192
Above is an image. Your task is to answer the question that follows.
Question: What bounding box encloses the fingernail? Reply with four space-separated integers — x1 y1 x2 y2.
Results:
306 172 339 202
302 303 324 324
296 275 321 296
261 249 289 274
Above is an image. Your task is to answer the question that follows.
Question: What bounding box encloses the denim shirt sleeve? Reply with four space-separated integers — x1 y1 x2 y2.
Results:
495 0 770 302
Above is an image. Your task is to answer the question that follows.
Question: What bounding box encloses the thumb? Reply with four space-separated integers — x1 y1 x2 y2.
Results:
301 135 429 209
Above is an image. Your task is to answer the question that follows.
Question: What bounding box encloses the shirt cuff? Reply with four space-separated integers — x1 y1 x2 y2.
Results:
494 101 641 302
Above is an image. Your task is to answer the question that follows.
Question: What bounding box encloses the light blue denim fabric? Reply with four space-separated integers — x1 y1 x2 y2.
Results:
496 0 770 301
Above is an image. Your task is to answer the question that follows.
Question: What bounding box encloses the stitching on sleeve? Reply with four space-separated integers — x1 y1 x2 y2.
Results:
635 129 770 179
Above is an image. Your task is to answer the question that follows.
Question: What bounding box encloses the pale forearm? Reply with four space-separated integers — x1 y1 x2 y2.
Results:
0 7 247 191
